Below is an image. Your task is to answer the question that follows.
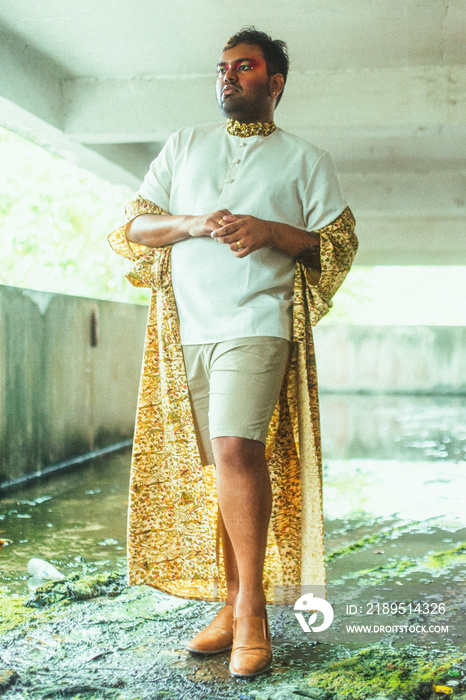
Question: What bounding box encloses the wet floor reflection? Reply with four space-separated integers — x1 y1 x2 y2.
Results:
0 451 130 593
320 394 466 462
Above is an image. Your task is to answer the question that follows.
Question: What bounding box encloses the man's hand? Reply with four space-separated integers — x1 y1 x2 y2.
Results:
210 213 321 271
188 210 234 238
210 215 275 257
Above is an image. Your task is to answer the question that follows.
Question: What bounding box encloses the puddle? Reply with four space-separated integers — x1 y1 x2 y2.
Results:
0 451 130 594
323 458 466 524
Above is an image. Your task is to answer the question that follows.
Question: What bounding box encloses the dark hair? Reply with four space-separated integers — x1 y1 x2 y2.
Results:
223 27 289 106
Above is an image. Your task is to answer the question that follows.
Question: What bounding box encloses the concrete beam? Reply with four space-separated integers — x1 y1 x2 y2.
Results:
341 170 466 217
87 142 163 180
352 217 466 265
315 126 466 173
282 66 466 130
0 23 152 186
63 66 466 144
0 97 139 189
0 23 66 130
0 19 463 267
63 75 217 143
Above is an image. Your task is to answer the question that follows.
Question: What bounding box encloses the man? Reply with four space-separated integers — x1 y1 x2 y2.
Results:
108 28 358 678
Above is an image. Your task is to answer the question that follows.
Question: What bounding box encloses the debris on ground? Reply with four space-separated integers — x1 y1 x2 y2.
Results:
26 571 128 607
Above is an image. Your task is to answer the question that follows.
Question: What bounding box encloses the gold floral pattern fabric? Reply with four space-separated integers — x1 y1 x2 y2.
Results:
108 200 358 601
226 119 276 138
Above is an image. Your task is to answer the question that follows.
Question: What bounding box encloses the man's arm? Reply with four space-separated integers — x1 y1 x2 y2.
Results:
269 222 321 271
126 209 234 247
210 215 321 271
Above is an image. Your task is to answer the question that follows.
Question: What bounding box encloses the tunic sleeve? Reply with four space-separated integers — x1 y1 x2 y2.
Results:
303 151 347 232
107 197 171 289
297 149 358 323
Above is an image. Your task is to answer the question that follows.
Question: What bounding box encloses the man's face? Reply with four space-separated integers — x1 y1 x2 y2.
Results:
216 43 274 122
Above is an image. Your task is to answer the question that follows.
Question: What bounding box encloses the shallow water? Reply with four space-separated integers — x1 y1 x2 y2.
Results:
0 450 129 594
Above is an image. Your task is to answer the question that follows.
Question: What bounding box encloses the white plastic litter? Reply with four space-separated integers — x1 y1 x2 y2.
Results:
27 557 65 581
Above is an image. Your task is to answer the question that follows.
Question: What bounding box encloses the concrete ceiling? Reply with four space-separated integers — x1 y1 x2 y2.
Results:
0 0 465 265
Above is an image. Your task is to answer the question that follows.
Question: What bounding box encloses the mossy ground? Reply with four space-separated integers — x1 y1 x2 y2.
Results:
305 644 466 700
329 539 466 586
0 588 57 635
26 571 128 607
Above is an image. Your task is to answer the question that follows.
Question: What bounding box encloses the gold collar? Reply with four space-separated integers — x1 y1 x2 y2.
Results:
226 119 276 138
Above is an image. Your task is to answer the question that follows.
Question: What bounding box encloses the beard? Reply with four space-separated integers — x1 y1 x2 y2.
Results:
217 84 271 122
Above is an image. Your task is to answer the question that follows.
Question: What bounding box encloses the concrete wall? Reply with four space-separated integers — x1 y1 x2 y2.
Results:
0 285 148 488
313 325 466 395
319 393 465 462
1 284 464 487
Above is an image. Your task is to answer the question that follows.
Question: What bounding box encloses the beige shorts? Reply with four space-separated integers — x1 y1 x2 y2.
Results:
182 336 291 465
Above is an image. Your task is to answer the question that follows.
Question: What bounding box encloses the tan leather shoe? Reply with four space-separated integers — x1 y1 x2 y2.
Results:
186 604 234 655
229 609 273 678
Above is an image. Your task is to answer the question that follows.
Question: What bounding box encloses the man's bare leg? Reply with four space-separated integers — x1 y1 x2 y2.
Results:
218 511 240 605
212 436 271 618
185 508 238 653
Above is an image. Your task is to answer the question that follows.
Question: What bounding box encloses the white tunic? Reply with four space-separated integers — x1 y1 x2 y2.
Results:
138 123 346 344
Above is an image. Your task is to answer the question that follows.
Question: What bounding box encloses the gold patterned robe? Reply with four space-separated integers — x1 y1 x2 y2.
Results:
108 199 358 602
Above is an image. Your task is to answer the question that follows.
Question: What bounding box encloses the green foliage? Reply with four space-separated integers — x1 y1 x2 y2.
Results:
0 127 149 305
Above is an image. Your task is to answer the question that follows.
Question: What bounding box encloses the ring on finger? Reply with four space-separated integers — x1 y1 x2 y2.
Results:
237 240 244 251
218 218 224 226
